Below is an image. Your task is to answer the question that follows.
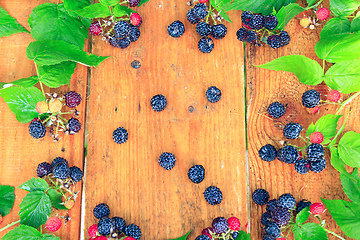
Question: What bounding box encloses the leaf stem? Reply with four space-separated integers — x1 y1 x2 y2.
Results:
330 111 350 146
34 63 45 97
322 59 325 73
0 220 21 232
335 92 360 115
205 3 212 23
324 228 345 240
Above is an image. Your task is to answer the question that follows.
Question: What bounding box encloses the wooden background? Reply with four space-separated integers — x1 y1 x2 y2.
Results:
0 0 357 239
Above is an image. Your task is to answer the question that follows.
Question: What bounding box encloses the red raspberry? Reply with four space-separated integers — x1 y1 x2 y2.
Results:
124 237 136 240
316 8 330 20
45 217 62 232
130 13 142 27
88 224 98 237
90 22 102 36
199 0 209 2
310 203 325 215
328 90 341 102
310 132 324 144
227 217 241 231
307 105 319 114
201 227 213 239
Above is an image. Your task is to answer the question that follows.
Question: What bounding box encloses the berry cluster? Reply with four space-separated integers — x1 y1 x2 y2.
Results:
37 157 83 209
168 0 228 53
301 89 341 114
89 2 142 49
237 11 290 49
299 7 330 29
195 216 242 240
89 203 141 239
30 91 82 142
252 189 325 239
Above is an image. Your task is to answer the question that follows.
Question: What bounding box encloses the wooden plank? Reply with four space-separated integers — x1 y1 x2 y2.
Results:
0 1 87 239
246 2 356 239
85 1 247 239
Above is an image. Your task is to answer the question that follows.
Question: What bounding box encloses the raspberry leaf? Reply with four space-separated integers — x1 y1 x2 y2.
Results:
26 40 109 67
0 6 29 38
292 224 302 240
47 188 68 210
330 0 360 17
28 3 88 49
322 198 360 239
138 0 150 7
328 146 350 178
168 230 192 240
226 0 295 15
99 0 120 6
42 235 61 240
19 178 49 192
73 3 112 18
306 0 317 7
19 190 52 228
296 207 310 224
63 0 90 12
320 17 351 39
275 3 304 30
255 55 324 85
235 230 251 240
0 76 38 89
351 12 360 32
113 5 136 17
306 114 342 141
2 225 42 240
0 185 15 217
315 31 360 63
38 61 77 88
297 223 328 239
324 59 360 93
338 131 360 168
340 168 360 203
0 86 45 123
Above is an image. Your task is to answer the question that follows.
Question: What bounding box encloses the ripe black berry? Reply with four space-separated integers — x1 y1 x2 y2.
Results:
245 30 257 43
198 37 214 53
236 27 247 41
277 145 299 164
212 217 229 234
277 193 296 209
124 224 141 240
252 188 269 205
249 14 264 30
264 15 278 30
113 127 128 144
310 158 326 173
112 217 126 232
98 217 114 236
295 158 310 174
267 102 285 118
306 143 325 161
211 24 227 39
158 152 176 170
206 86 221 103
266 199 277 212
53 162 70 179
93 203 110 219
70 166 83 182
68 118 81 133
264 222 281 238
151 94 167 111
296 199 312 213
261 211 273 226
168 20 185 38
37 162 53 178
283 122 302 139
241 11 253 26
128 0 141 7
302 90 320 108
204 186 223 205
192 3 208 19
258 144 277 162
64 91 82 108
271 207 291 226
114 21 130 38
129 25 140 42
187 165 205 184
195 235 211 240
187 8 200 24
279 31 290 46
117 37 131 49
267 34 281 49
196 22 212 37
29 120 46 139
52 157 68 167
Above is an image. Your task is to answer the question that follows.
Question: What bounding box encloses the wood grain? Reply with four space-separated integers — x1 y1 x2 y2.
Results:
246 1 358 239
0 1 87 238
84 1 247 239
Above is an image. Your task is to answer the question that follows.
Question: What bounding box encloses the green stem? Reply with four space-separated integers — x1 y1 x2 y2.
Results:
40 225 42 234
324 228 346 240
335 92 360 115
330 110 350 146
0 220 21 232
286 224 294 238
205 3 212 23
34 63 45 97
305 0 324 10
322 59 325 73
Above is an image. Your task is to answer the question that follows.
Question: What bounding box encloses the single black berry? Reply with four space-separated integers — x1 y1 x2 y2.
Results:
192 3 208 19
188 165 205 184
113 127 128 144
98 217 114 236
302 90 320 108
114 21 130 38
267 102 285 118
158 152 176 170
53 162 70 179
29 120 46 139
195 235 211 240
124 224 141 240
196 22 212 37
277 193 296 209
206 86 221 103
52 157 68 167
264 15 278 30
277 145 299 164
271 207 291 226
264 222 281 238
112 217 126 232
187 8 200 24
259 144 277 162
68 118 81 133
211 24 227 39
295 158 310 174
129 25 140 42
283 123 302 139
93 203 110 219
306 143 325 161
267 35 281 49
252 188 269 205
117 37 131 49
266 199 277 212
236 28 247 41
129 0 141 7
249 14 264 30
198 37 214 53
37 162 53 178
70 166 83 182
279 31 290 46
151 94 167 111
310 158 326 173
204 186 223 205
212 217 229 234
241 11 253 25
168 20 185 38
64 91 82 108
245 30 257 43
261 211 273 226
296 199 312 213
232 231 239 239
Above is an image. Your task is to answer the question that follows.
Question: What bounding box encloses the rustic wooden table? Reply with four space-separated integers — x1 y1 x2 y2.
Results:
0 0 356 239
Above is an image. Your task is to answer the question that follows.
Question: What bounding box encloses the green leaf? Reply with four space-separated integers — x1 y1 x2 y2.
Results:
324 59 360 93
255 55 323 85
227 0 295 14
275 3 304 30
0 6 29 38
296 207 310 224
168 230 192 240
306 114 342 141
292 224 302 240
0 76 38 89
322 198 360 239
220 11 232 23
138 0 150 7
330 0 360 17
28 3 88 49
19 191 52 228
329 146 349 176
18 178 49 192
0 185 15 217
315 31 360 63
47 188 68 210
2 225 42 240
338 131 360 168
38 61 77 88
99 0 119 6
351 12 360 32
235 230 251 240
320 17 351 38
42 235 62 240
341 168 360 203
73 3 112 18
26 40 109 67
113 5 136 17
0 86 45 123
307 0 317 7
63 0 90 11
298 223 328 240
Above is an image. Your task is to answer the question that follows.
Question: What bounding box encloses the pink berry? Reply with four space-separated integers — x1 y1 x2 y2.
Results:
316 8 330 20
227 217 241 231
88 224 98 237
277 238 287 240
328 90 341 102
310 203 325 215
310 132 324 144
199 0 209 3
130 13 142 27
307 105 319 114
89 22 102 36
45 217 62 232
124 237 136 240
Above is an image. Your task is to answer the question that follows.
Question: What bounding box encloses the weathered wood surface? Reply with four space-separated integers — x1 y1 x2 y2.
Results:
84 1 247 239
0 1 87 239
